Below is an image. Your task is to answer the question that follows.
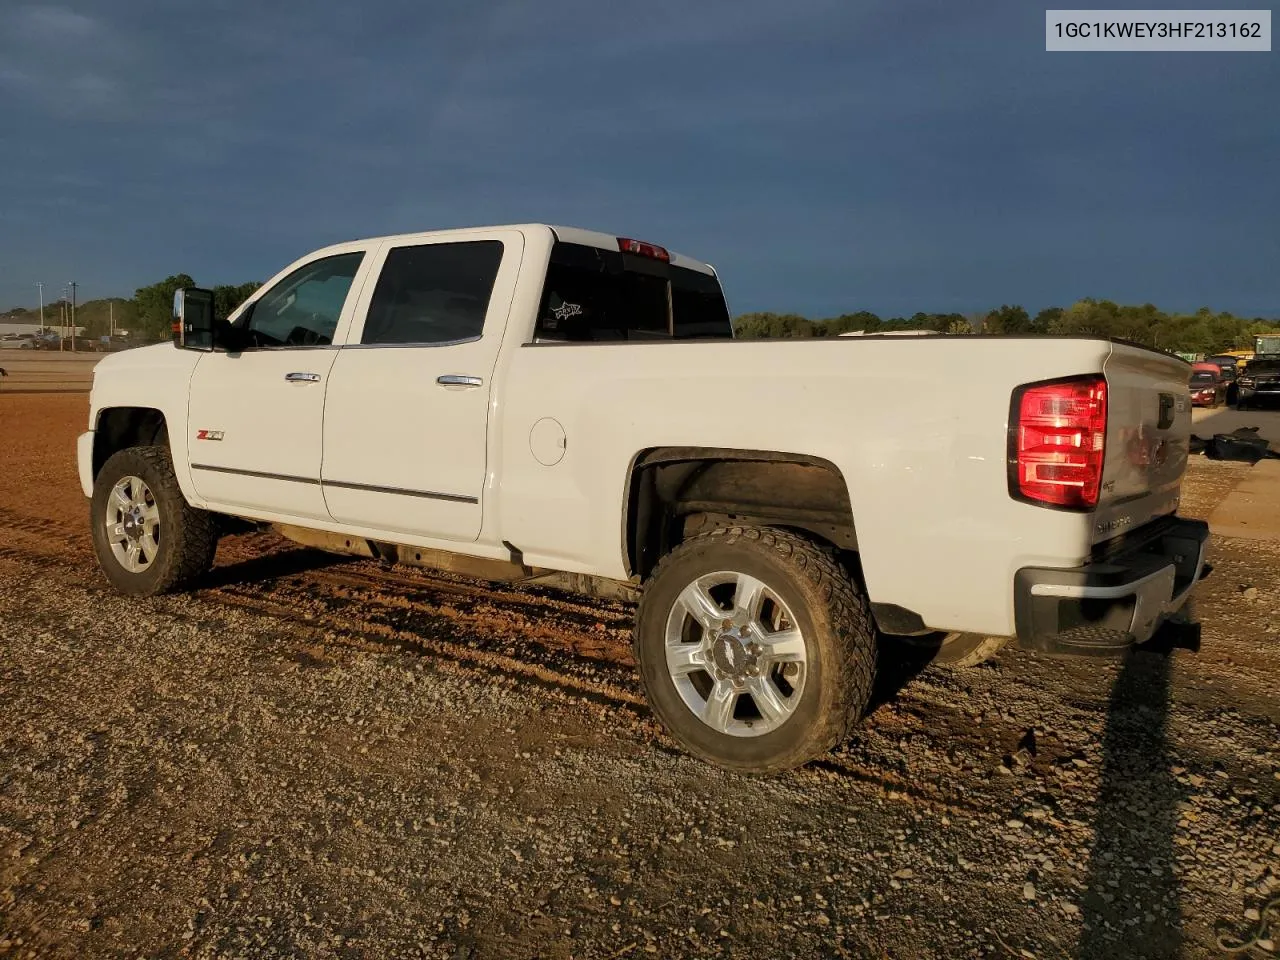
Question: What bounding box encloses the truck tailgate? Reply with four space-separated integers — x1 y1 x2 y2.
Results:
1093 344 1192 544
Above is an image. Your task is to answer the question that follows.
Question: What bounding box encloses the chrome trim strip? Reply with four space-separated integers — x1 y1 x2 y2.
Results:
1028 565 1173 600
345 335 484 350
191 463 320 485
191 463 479 504
321 478 478 504
520 338 734 347
230 344 341 352
228 336 485 352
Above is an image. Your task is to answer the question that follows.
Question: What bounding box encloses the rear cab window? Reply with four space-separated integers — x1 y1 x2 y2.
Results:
534 242 732 342
362 241 504 345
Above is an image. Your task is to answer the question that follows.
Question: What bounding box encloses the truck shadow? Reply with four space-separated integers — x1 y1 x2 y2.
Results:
200 545 352 590
1077 618 1199 958
866 636 937 714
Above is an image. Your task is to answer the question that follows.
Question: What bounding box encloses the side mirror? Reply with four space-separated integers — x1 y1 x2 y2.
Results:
173 287 215 351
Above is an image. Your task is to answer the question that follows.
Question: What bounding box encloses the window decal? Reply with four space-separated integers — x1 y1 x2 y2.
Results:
552 300 583 321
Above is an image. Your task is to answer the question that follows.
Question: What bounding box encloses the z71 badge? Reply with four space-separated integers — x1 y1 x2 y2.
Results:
195 429 225 441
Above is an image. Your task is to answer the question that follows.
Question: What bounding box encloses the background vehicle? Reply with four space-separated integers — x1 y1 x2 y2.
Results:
0 333 34 350
1218 349 1254 370
1203 355 1241 403
76 224 1208 773
31 332 62 350
1190 364 1227 407
1238 336 1280 409
93 334 136 353
1237 360 1280 409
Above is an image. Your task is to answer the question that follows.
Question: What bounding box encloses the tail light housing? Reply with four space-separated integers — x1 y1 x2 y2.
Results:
617 237 670 262
1008 375 1108 510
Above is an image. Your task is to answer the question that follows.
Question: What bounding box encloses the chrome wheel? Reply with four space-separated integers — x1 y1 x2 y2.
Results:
105 475 160 573
664 570 807 737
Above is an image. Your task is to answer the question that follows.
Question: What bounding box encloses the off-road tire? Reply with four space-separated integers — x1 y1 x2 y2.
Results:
90 445 218 596
929 633 1008 669
634 525 877 774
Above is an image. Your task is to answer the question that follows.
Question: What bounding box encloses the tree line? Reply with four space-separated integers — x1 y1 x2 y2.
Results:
2 275 262 340
735 301 1278 354
4 278 1275 354
131 275 263 340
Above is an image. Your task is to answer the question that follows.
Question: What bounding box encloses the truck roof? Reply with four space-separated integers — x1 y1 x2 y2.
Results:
312 224 717 276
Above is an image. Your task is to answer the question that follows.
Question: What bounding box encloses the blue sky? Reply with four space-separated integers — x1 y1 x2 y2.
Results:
1 0 1276 318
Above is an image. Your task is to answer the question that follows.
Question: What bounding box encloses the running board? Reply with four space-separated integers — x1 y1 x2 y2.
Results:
270 524 639 602
511 571 639 603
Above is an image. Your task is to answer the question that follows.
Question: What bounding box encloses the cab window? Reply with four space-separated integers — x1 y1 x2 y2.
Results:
361 241 504 345
239 252 364 348
534 242 732 342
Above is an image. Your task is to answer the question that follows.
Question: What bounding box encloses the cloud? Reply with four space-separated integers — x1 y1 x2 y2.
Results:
0 0 1276 317
0 5 132 117
15 4 99 36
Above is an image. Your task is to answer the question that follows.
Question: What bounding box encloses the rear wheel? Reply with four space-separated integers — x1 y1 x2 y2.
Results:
90 445 218 596
634 526 876 774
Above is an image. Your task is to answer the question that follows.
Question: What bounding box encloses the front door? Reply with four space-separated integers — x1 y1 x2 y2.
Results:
187 247 371 521
321 231 523 541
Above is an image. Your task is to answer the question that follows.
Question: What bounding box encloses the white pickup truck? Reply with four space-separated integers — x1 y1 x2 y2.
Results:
78 223 1208 772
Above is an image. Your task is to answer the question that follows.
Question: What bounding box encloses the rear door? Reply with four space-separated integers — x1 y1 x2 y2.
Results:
320 230 523 541
1093 344 1192 543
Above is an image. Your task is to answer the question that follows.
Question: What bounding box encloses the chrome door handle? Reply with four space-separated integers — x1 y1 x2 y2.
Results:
437 374 483 387
285 372 321 383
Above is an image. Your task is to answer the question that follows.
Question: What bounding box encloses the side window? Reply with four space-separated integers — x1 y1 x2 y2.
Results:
241 252 364 348
671 270 733 339
361 241 504 345
531 242 731 342
534 244 669 342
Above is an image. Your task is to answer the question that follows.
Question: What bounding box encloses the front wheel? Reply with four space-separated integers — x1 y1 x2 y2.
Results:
90 445 219 596
634 526 876 774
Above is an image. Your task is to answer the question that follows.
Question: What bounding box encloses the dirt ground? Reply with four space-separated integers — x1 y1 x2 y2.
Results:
1 394 1279 960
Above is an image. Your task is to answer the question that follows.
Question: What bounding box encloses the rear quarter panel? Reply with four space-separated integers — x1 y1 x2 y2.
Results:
495 336 1119 637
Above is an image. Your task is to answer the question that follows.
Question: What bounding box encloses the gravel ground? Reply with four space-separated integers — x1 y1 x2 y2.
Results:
1 394 1279 959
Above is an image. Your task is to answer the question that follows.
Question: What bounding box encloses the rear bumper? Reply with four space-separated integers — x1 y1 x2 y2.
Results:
1014 517 1209 656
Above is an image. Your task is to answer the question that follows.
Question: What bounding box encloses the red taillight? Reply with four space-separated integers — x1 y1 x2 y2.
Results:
1009 375 1107 510
617 237 670 262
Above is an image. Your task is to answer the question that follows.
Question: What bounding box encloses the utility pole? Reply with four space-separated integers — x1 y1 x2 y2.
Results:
70 281 77 352
109 300 114 338
37 282 45 335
